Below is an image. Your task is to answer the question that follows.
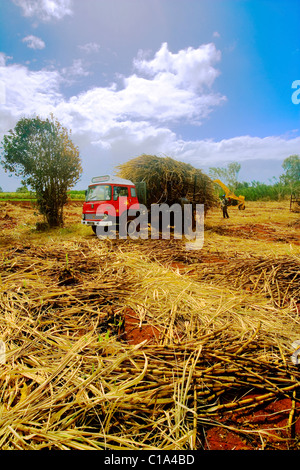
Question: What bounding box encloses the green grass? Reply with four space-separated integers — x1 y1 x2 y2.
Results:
0 192 36 201
0 190 86 201
68 190 86 200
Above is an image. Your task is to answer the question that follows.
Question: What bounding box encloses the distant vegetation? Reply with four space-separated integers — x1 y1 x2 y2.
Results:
235 180 293 201
67 190 86 200
0 192 36 201
0 190 86 201
211 155 300 202
213 180 294 202
0 183 296 203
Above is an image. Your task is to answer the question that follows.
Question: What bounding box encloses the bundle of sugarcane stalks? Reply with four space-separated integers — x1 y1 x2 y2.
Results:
116 154 217 210
0 238 300 450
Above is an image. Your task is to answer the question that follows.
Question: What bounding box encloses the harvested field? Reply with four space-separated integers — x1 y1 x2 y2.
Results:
0 200 300 450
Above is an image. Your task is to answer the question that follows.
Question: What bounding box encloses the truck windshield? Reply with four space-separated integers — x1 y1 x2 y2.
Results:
86 185 112 201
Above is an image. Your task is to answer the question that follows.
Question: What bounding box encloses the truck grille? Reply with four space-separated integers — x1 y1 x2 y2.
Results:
83 214 105 220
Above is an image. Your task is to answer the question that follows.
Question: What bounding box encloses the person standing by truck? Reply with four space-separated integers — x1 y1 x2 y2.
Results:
221 195 229 219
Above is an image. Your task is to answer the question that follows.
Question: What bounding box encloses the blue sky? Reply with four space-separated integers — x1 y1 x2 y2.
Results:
0 0 299 191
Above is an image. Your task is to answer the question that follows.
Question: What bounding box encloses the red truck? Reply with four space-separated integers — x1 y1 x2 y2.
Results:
81 174 200 239
81 175 146 236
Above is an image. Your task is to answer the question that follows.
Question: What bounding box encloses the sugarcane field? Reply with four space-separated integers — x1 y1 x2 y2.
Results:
0 192 300 451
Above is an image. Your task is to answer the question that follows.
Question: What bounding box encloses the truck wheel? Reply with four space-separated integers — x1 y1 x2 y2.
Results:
119 213 139 237
126 219 138 237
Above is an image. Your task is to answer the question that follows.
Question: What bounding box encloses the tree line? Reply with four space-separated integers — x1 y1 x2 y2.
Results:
209 157 300 201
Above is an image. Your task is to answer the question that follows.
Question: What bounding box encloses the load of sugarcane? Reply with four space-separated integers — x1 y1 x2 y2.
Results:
116 154 217 211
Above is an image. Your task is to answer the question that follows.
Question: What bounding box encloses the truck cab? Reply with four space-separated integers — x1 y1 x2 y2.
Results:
81 175 140 233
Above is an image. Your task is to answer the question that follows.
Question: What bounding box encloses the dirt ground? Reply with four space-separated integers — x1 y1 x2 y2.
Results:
0 199 300 450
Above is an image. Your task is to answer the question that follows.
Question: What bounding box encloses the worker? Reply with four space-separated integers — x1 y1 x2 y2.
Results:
221 194 229 219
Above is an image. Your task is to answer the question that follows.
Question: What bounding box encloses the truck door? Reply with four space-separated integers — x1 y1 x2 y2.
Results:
113 186 129 216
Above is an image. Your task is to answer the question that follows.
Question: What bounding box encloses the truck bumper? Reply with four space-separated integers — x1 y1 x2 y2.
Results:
81 220 113 227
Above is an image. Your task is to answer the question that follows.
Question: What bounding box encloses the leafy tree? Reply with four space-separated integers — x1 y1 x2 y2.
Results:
1 115 82 227
16 185 29 193
0 187 2 192
209 162 241 190
280 155 300 192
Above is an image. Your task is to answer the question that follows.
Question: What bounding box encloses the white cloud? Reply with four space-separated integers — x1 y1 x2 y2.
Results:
22 35 46 50
61 59 90 79
13 0 73 21
0 42 224 132
119 73 224 124
0 53 13 66
53 42 226 132
0 53 8 67
78 42 100 54
0 61 62 122
134 42 222 91
169 135 300 166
